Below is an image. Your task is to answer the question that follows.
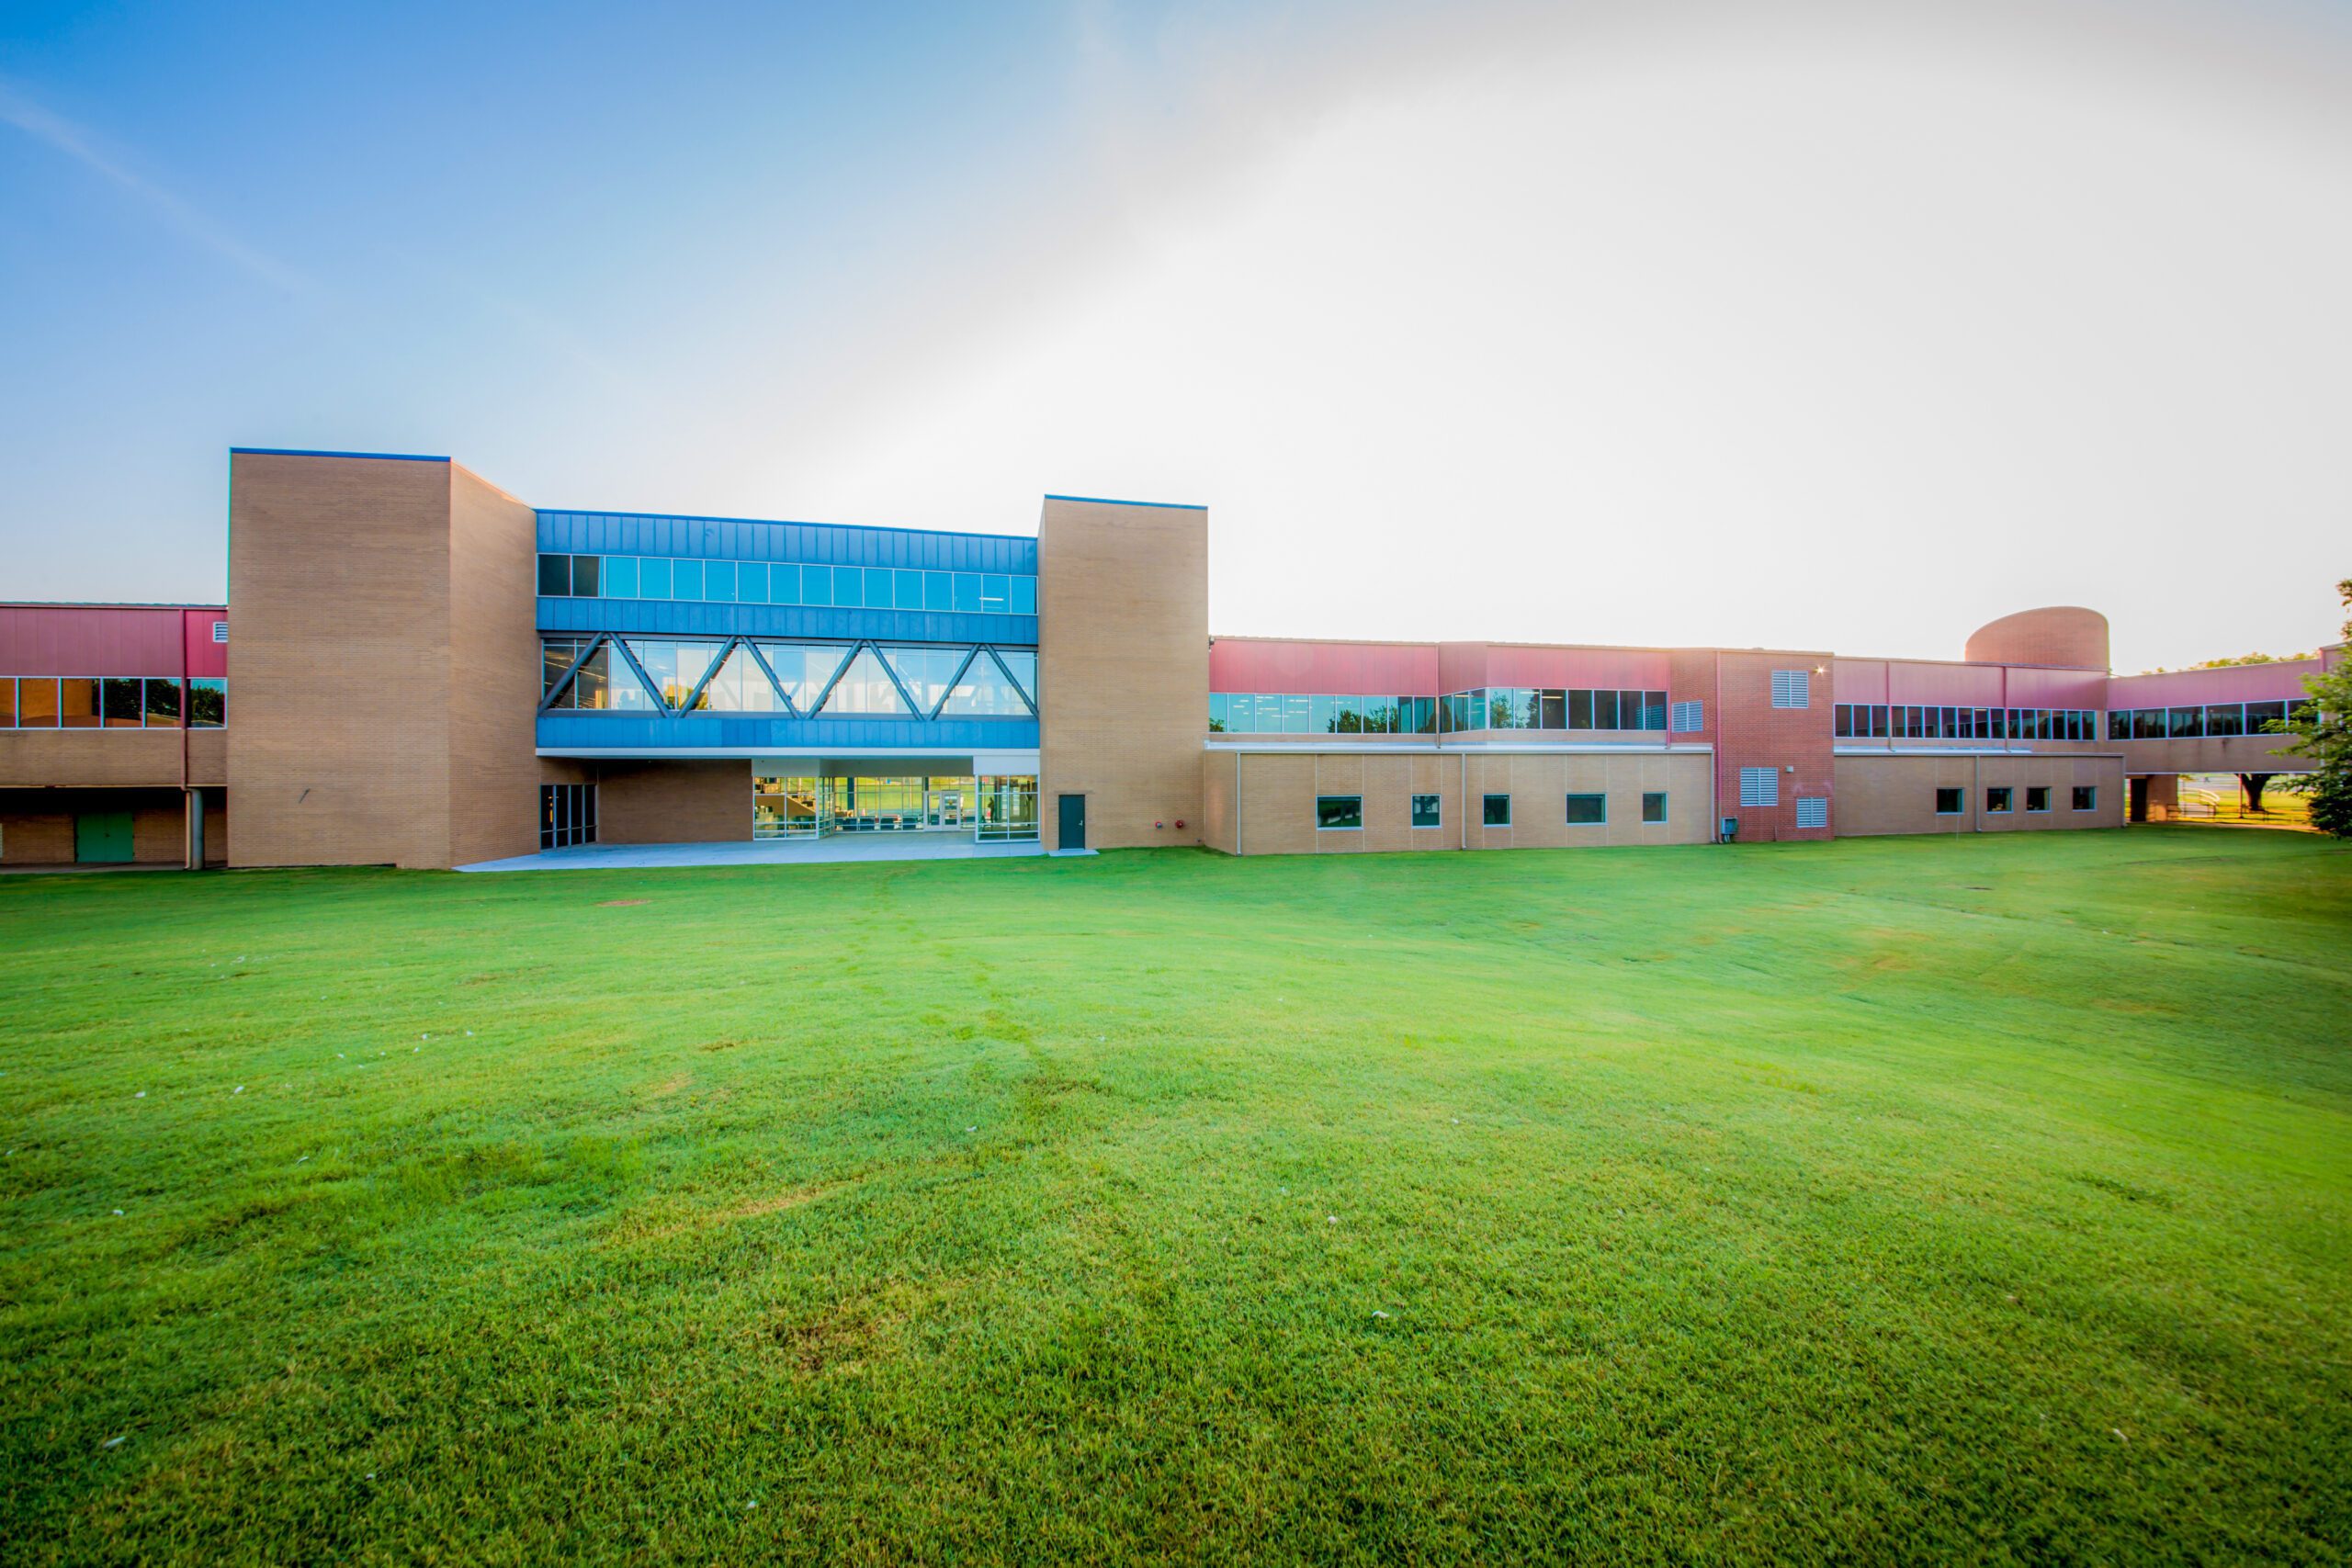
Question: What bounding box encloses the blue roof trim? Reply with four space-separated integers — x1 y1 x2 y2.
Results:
537 507 1025 544
1044 493 1205 511
230 446 451 462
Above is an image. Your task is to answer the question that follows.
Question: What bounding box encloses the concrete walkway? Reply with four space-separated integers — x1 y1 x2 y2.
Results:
456 833 1046 873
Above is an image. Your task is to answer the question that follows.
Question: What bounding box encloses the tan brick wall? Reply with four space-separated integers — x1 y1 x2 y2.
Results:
446 467 543 867
1219 749 1709 854
596 761 749 844
0 730 190 789
1199 750 1239 853
229 453 457 868
0 813 73 863
1038 499 1207 850
1834 753 2125 836
188 729 227 788
2106 735 2311 776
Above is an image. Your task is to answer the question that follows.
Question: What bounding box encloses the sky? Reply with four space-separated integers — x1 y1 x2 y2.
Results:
3 0 2347 673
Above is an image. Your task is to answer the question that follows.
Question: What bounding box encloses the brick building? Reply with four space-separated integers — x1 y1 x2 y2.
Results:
0 448 2335 867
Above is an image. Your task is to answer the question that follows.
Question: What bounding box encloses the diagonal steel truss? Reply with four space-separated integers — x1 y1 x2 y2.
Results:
538 634 1036 721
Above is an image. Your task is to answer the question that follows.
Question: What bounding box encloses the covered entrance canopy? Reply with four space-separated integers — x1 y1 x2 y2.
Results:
535 746 1040 843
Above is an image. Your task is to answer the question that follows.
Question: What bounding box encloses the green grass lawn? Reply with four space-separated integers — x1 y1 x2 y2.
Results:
4 829 2349 1563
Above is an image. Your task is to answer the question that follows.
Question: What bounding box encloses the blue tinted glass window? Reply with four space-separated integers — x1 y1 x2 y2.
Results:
1010 575 1036 615
834 566 864 606
895 569 924 609
981 574 1010 613
639 556 673 600
800 563 831 606
769 563 799 604
953 573 981 613
705 560 737 603
604 555 639 599
738 562 767 603
673 558 705 601
924 570 952 611
570 556 601 596
865 568 893 609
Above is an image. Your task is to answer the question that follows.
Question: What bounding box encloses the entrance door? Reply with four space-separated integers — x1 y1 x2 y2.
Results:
1057 793 1086 850
926 789 966 830
2129 776 2150 823
76 811 133 863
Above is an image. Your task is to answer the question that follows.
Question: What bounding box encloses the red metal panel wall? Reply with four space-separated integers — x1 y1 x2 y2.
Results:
1207 638 1440 694
1479 644 1673 690
181 610 229 677
0 605 223 676
2103 658 2324 708
1887 661 2007 706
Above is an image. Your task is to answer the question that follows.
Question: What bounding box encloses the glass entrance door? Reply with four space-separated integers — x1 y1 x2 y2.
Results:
926 787 966 830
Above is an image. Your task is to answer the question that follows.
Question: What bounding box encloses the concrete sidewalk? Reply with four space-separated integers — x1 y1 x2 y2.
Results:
456 834 1046 873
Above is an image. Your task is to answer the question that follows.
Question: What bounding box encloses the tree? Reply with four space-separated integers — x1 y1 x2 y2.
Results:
2273 579 2352 839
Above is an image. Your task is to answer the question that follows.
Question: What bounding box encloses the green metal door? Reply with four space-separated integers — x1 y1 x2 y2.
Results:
75 812 134 863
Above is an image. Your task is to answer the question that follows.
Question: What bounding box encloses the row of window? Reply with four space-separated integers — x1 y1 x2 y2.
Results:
1834 705 2101 741
0 676 225 729
1442 689 1676 733
1313 792 1673 829
1933 785 2098 814
1211 694 1440 735
541 784 596 850
2106 702 2300 739
542 637 1036 719
538 554 1037 615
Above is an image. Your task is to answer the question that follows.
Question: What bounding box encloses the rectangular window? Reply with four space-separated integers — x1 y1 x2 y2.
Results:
895 569 925 610
18 678 58 727
1835 704 1853 738
800 562 832 606
1539 690 1566 729
1770 670 1810 708
187 677 223 728
0 677 12 726
924 570 953 612
952 572 981 613
1010 575 1037 615
570 555 600 597
1641 791 1668 824
866 568 895 610
604 555 639 598
769 562 799 604
61 678 100 728
639 556 673 600
980 573 1010 614
2204 704 2245 737
2026 785 2051 812
2244 701 2286 733
834 565 864 607
1565 793 1606 825
705 559 737 603
1986 786 2013 813
2073 785 2097 811
2168 705 2202 739
1411 794 1442 828
101 676 143 728
1795 796 1828 829
1591 689 1620 729
142 677 181 726
1315 795 1363 830
673 558 706 601
1312 694 1338 733
1670 699 1703 733
1935 787 1964 815
1483 793 1511 827
1208 693 1227 732
738 562 768 604
1643 690 1668 729
1738 767 1778 807
1617 690 1645 729
537 553 571 596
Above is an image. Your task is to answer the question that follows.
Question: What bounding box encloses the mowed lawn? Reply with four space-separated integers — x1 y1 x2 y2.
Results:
3 831 2349 1564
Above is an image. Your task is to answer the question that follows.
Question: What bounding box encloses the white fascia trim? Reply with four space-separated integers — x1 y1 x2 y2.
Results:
538 747 998 761
1204 740 1713 755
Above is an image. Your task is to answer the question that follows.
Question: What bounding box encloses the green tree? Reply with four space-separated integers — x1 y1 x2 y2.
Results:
2274 579 2352 838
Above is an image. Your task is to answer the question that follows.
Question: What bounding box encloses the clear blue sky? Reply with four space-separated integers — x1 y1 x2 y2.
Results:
5 0 2348 671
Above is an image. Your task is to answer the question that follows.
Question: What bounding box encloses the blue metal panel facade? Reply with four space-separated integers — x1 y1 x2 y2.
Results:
536 511 1037 574
536 713 1038 752
537 596 1035 646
